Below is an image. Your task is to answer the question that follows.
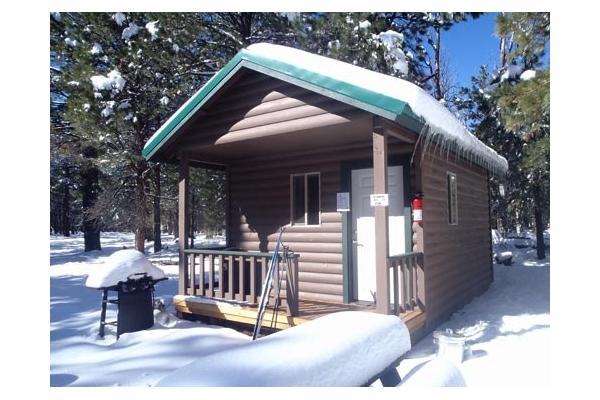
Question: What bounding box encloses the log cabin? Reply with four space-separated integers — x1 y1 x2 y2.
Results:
142 43 508 341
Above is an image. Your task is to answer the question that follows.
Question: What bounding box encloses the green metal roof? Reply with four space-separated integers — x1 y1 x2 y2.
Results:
142 48 424 160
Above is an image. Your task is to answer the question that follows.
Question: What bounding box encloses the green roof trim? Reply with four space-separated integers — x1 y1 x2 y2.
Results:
143 48 424 160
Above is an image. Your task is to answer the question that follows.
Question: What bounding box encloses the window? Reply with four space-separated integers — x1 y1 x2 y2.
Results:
291 173 320 226
447 172 458 225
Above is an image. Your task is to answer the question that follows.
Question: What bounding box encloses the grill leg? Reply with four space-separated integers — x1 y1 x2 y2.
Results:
379 365 401 387
99 289 108 338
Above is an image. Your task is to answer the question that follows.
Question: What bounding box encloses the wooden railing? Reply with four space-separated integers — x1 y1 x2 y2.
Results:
387 252 423 315
182 248 299 317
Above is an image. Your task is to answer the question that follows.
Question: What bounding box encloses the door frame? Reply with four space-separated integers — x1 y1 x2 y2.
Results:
340 156 412 303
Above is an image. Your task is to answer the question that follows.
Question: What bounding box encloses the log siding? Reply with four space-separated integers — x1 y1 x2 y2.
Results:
420 150 493 328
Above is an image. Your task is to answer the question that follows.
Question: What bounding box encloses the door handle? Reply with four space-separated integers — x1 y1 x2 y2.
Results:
352 241 363 247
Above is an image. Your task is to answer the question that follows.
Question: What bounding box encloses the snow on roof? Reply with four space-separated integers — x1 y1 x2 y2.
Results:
156 311 411 386
143 43 507 175
85 249 165 288
246 43 507 175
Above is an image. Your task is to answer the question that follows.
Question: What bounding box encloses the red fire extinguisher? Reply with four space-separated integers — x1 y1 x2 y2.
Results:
412 194 423 222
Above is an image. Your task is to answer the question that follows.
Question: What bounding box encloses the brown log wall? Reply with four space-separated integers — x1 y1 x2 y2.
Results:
228 144 412 303
420 149 493 328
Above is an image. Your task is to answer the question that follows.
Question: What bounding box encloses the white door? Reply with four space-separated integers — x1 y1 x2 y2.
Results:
351 166 407 302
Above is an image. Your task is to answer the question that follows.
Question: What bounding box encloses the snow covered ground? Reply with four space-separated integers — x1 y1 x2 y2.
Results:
50 232 245 387
397 247 550 386
50 232 549 387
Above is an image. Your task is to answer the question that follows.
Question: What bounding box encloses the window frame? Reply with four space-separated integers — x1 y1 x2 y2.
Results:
290 172 321 227
447 171 458 225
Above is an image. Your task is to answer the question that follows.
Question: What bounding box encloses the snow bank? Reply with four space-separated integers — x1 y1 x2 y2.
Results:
156 311 411 386
400 358 465 387
85 249 165 288
246 43 508 175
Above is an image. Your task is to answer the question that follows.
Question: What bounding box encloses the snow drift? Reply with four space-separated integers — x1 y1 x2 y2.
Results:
85 249 165 288
155 311 411 386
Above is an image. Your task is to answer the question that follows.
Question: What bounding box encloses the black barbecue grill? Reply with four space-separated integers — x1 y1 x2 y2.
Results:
96 272 167 339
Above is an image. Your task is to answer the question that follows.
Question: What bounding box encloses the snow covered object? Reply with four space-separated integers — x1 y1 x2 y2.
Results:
400 358 465 387
86 249 165 289
156 311 411 386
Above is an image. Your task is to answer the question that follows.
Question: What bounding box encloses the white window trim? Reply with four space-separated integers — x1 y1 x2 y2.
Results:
290 172 321 227
447 171 458 225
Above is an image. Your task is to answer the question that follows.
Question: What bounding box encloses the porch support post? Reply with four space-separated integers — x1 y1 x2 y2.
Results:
178 155 190 295
373 130 390 314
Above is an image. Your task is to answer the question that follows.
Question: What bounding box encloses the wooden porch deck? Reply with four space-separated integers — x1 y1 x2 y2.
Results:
174 295 426 339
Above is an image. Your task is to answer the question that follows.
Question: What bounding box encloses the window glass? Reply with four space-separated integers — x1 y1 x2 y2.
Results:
447 172 458 225
292 175 305 225
306 174 320 225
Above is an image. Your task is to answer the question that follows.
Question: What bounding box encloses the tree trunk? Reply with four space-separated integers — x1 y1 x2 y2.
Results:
534 191 546 260
134 171 147 253
434 26 442 101
61 182 71 236
153 165 162 253
173 210 178 237
81 147 101 252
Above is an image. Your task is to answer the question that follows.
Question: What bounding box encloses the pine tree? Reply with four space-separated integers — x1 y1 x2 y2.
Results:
295 12 478 103
50 12 212 252
494 13 549 259
455 66 528 232
50 12 295 251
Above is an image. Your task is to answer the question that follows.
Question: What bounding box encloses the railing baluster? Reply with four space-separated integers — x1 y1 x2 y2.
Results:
207 254 214 297
412 254 419 308
237 255 245 302
402 256 411 311
198 254 205 296
407 255 413 311
261 256 267 304
217 255 224 298
227 255 234 300
248 256 256 304
189 253 196 295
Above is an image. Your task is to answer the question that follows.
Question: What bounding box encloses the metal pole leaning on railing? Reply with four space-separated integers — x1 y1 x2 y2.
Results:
252 227 285 340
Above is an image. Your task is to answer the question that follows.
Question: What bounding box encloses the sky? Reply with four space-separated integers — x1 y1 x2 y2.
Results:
443 13 501 89
442 12 550 90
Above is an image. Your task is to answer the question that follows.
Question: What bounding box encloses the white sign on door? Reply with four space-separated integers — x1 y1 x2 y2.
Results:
370 193 389 207
337 192 350 212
